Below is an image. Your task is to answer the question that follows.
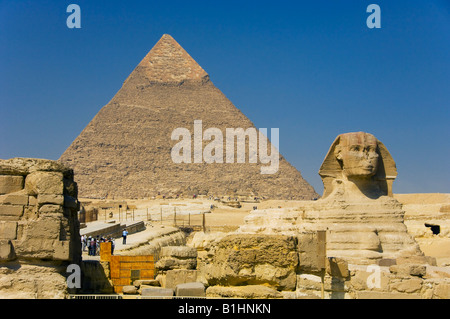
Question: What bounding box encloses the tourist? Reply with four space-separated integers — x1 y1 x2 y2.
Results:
110 237 115 255
122 228 128 245
87 236 92 254
81 235 86 251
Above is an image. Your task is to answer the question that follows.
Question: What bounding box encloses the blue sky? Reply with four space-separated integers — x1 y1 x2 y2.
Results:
0 0 449 195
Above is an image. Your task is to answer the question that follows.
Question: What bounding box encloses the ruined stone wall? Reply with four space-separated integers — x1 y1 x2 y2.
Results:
0 158 81 298
193 232 450 299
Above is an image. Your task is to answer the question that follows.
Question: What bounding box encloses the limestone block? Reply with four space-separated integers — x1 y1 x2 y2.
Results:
0 221 17 240
206 285 283 299
28 196 37 206
377 258 397 266
38 204 64 215
389 264 426 277
0 192 28 205
141 286 174 297
350 267 390 291
155 257 196 270
0 175 24 195
37 194 64 206
433 282 450 299
134 279 160 288
25 171 64 195
298 232 322 272
327 257 349 278
297 274 322 291
0 205 24 221
396 256 432 265
356 291 421 299
0 158 72 177
389 278 423 294
0 239 16 261
160 245 197 259
175 282 205 297
0 263 69 298
205 234 298 290
18 215 62 241
327 231 381 251
164 269 197 289
122 285 138 294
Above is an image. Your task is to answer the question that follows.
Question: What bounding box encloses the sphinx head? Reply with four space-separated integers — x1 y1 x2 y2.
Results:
319 132 397 199
334 132 379 178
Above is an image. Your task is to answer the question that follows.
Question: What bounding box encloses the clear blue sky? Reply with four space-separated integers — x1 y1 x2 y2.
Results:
1 0 449 195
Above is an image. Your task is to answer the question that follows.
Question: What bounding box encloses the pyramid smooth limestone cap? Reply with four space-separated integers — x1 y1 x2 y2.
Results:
135 34 209 83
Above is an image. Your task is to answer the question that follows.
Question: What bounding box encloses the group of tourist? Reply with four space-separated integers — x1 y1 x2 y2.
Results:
81 234 115 256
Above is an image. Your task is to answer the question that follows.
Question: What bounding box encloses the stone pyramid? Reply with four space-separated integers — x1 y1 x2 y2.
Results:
59 34 318 200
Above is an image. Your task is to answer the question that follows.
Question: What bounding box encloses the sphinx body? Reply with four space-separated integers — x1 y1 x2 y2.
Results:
239 132 423 265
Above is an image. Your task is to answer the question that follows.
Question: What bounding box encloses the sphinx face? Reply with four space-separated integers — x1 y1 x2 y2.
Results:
335 133 379 178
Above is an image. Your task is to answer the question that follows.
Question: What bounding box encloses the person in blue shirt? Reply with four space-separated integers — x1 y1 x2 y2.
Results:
122 228 128 244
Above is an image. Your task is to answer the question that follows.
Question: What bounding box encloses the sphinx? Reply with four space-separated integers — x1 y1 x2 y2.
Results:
239 132 423 264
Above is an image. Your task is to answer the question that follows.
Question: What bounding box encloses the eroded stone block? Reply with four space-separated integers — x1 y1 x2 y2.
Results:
165 269 197 289
0 221 18 240
175 282 205 297
0 239 16 261
0 175 24 195
141 286 173 297
0 205 24 221
25 171 64 195
37 194 64 206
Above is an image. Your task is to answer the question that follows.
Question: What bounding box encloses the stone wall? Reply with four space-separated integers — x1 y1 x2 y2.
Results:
0 158 81 298
192 232 450 299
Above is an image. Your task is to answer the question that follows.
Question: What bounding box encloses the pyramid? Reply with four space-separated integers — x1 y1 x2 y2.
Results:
59 34 318 200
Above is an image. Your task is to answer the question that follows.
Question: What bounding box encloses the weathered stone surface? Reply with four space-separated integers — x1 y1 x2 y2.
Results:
134 279 160 287
163 269 198 289
25 171 64 196
206 285 283 299
0 239 16 261
0 158 73 177
160 246 197 259
389 278 423 294
175 282 205 297
141 286 174 297
433 281 450 299
0 205 24 221
0 221 17 240
155 257 197 270
122 285 138 295
0 158 81 298
204 234 298 291
349 267 390 292
0 263 69 298
389 264 427 277
0 192 28 205
356 291 421 299
297 232 323 272
327 257 349 278
156 245 198 271
59 34 318 200
38 204 64 215
0 175 24 194
37 194 64 206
